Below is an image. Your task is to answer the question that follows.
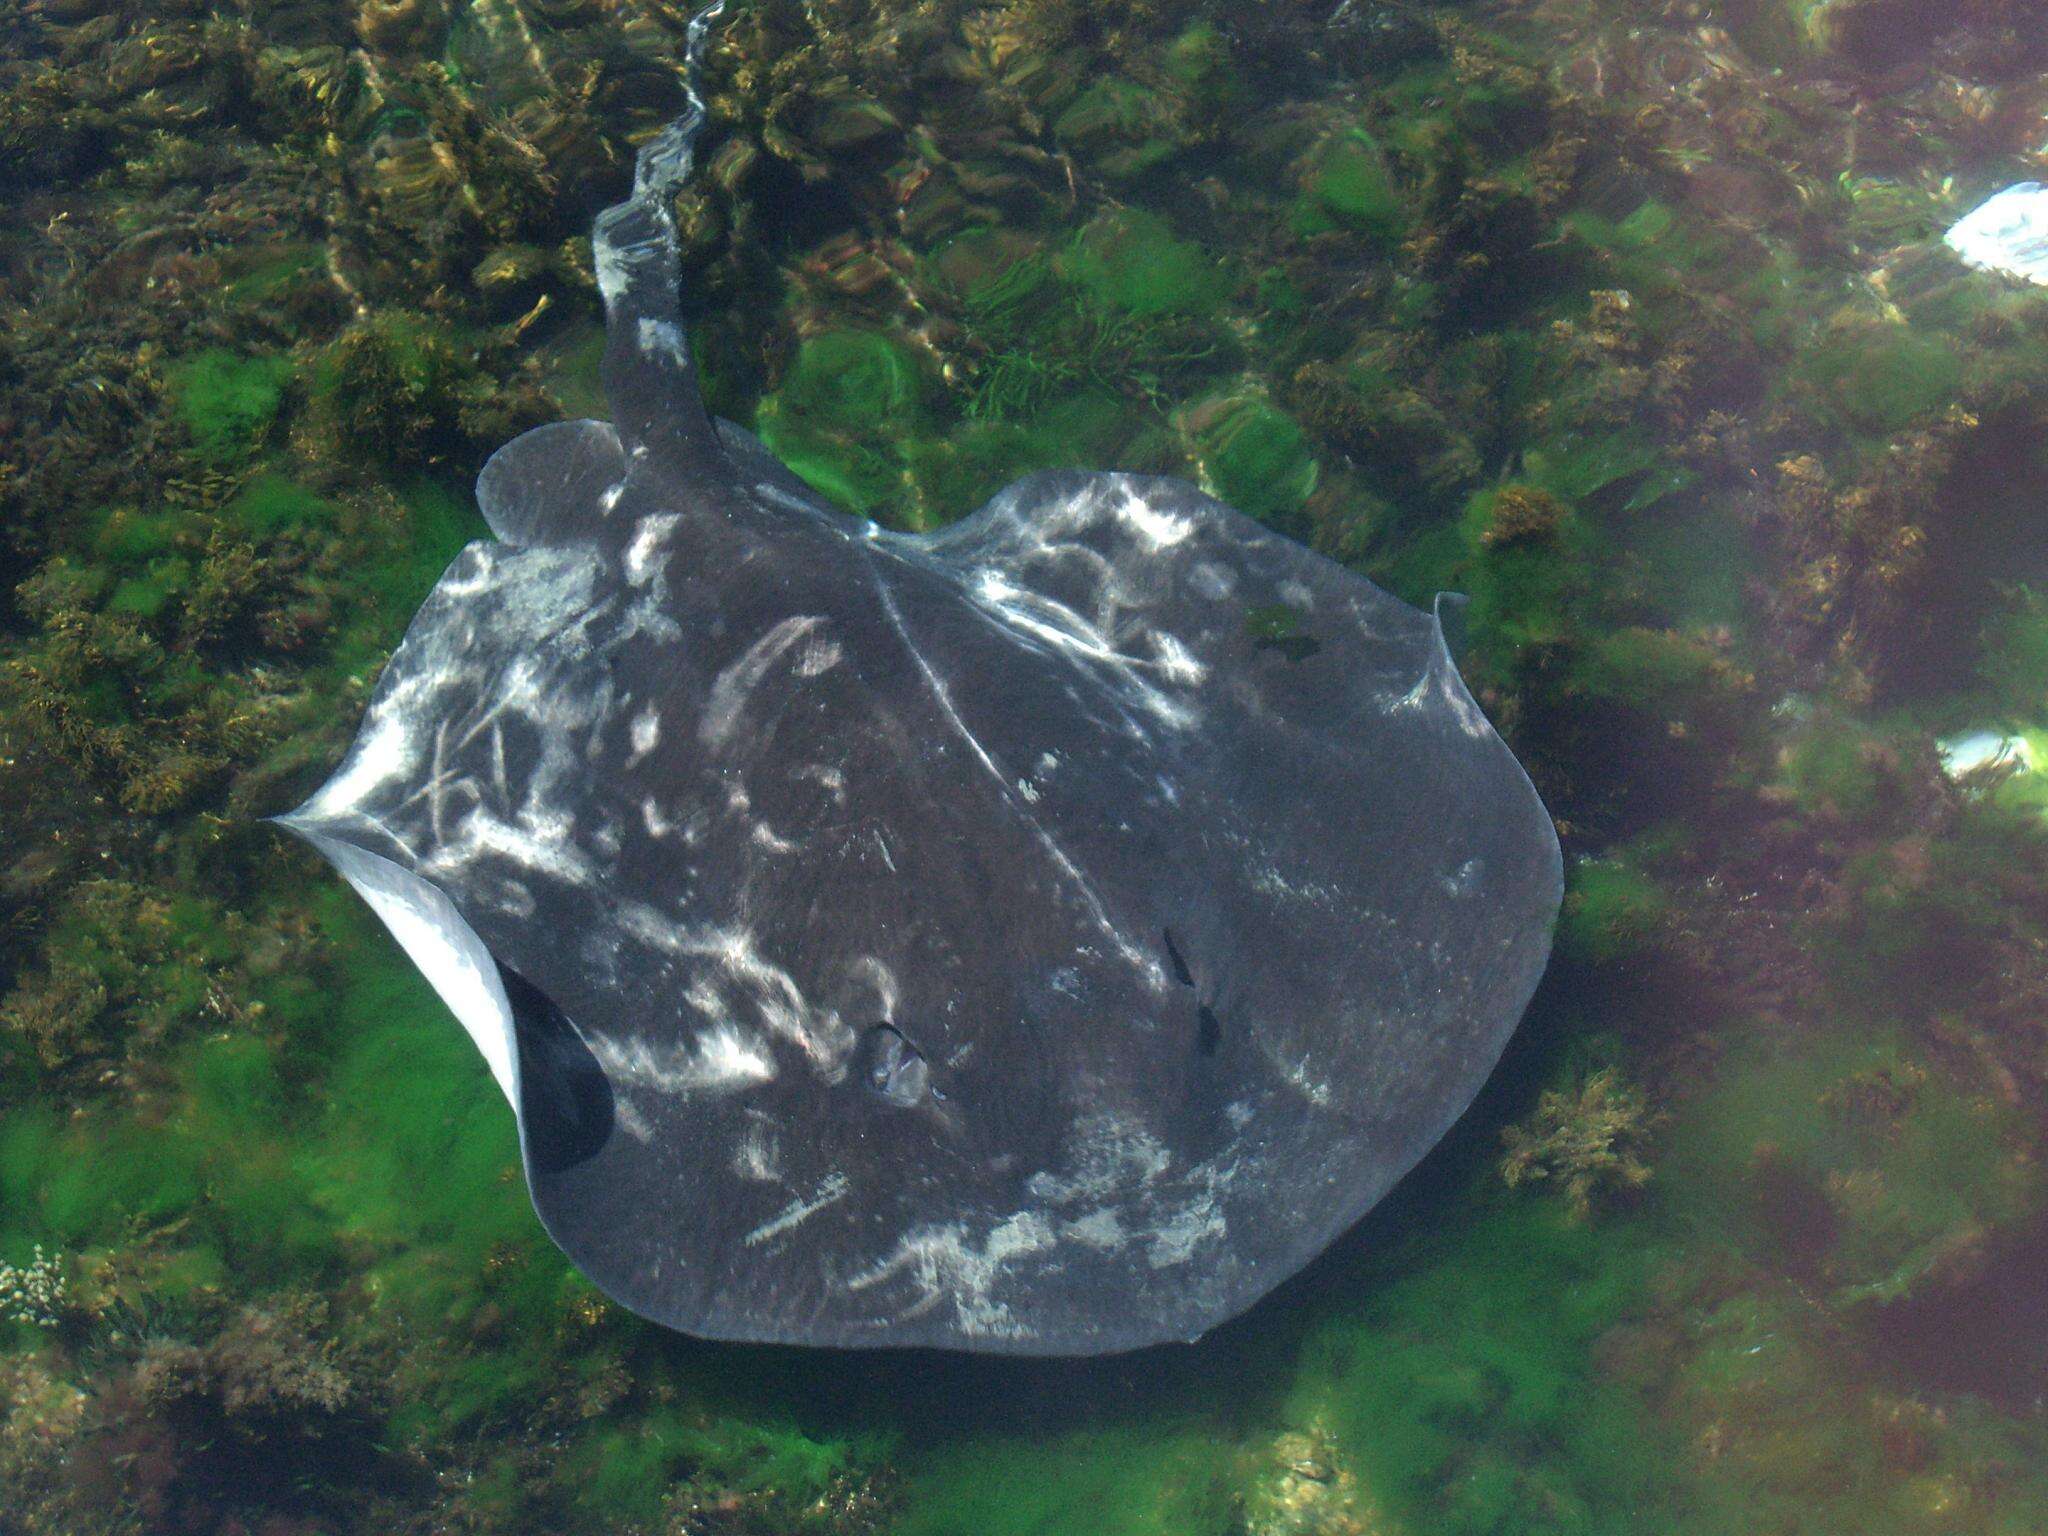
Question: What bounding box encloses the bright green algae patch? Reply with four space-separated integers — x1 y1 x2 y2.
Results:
173 348 293 464
755 329 928 517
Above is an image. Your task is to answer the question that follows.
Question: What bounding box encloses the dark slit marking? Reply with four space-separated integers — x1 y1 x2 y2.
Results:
1197 1004 1222 1056
1161 928 1194 988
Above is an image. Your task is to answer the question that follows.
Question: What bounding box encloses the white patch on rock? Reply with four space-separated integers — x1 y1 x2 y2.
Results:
1946 183 2048 285
1938 729 2031 779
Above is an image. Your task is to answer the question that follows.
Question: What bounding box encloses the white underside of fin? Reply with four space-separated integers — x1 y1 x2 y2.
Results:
285 823 519 1106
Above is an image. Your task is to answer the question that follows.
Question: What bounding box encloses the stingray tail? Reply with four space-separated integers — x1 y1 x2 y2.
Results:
591 0 732 471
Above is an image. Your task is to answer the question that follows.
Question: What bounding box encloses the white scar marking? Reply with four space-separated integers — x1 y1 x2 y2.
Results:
969 568 1194 730
489 720 508 803
1116 487 1191 548
871 565 1150 974
751 822 799 854
734 1120 782 1181
637 316 690 364
1151 631 1205 684
847 1212 1055 1339
613 908 854 1073
304 699 413 814
744 1173 850 1246
591 1021 777 1095
625 512 680 584
796 637 844 676
628 705 660 765
701 615 826 748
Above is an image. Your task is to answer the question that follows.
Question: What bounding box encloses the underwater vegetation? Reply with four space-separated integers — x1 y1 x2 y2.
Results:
4 0 2048 1527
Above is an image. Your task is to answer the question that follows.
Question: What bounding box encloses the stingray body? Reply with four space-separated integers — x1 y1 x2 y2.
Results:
278 2 1562 1355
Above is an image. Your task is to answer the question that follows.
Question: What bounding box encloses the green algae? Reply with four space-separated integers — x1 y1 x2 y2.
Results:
229 474 340 537
1560 858 1669 963
755 329 927 519
1798 324 1962 442
1280 1201 1669 1536
1667 1022 2040 1306
1181 394 1318 522
1293 129 1406 243
896 1424 1233 1536
173 348 292 464
1062 209 1224 318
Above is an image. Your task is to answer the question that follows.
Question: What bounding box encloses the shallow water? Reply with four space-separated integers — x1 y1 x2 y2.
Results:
4 0 2048 1531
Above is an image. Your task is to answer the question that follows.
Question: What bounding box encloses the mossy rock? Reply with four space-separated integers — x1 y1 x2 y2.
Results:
801 86 900 154
1457 484 1593 655
927 226 1051 317
1052 76 1187 183
1522 429 1668 510
173 347 293 464
1978 583 2048 719
106 558 192 622
1800 0 1953 70
754 329 927 519
310 311 474 467
1560 858 1668 962
1061 208 1223 318
1293 129 1406 243
1782 719 1890 822
1179 393 1318 522
1668 1026 2039 1305
469 243 550 311
230 473 340 537
91 505 185 565
1797 321 1961 440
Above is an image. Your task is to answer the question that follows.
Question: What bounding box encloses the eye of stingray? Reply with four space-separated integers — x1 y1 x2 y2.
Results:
857 1023 930 1108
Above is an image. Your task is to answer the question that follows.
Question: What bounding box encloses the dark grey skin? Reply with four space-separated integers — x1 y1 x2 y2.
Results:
277 4 1561 1355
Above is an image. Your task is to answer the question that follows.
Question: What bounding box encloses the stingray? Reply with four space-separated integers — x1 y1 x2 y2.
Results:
275 1 1561 1355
